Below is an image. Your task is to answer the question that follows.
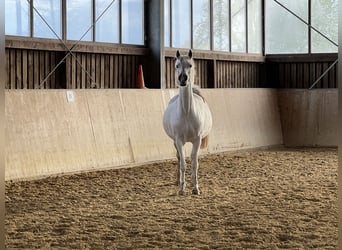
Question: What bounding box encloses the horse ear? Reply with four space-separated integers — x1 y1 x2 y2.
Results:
188 50 193 59
176 50 180 58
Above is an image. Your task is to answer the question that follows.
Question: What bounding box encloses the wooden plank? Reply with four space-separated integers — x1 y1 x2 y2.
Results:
84 53 91 89
33 50 40 89
22 50 28 89
296 63 303 89
91 54 96 88
15 49 22 89
104 54 110 88
5 49 10 89
226 61 231 88
77 53 82 89
81 53 86 89
114 55 119 88
109 55 114 88
44 51 50 89
28 50 34 89
322 62 329 88
10 49 16 89
6 36 149 56
118 55 123 88
302 63 309 89
290 63 297 88
315 63 322 89
50 51 56 88
132 56 137 88
327 62 335 88
38 51 44 88
100 54 105 88
164 47 265 62
309 62 316 89
123 56 128 88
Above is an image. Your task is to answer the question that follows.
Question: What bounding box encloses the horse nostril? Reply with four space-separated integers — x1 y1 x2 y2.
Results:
179 73 188 83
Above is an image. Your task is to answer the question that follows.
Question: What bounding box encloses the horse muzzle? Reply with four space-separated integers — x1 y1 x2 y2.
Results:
178 73 188 86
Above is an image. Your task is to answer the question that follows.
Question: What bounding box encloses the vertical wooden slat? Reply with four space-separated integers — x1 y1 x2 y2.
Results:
329 62 336 88
118 55 123 88
296 63 302 89
114 55 119 88
10 49 16 89
80 53 85 89
103 55 109 89
22 50 28 89
322 62 329 88
5 49 10 89
51 52 56 89
40 51 45 88
100 54 105 88
16 49 22 89
315 62 322 89
109 55 114 88
28 50 33 89
33 51 40 89
91 54 96 88
44 51 50 89
302 63 309 89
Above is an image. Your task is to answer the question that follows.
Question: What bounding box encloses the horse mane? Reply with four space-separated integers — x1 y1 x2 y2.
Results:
192 86 206 103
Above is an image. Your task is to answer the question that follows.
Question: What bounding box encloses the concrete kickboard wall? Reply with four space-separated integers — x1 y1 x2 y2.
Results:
5 89 283 181
278 89 338 147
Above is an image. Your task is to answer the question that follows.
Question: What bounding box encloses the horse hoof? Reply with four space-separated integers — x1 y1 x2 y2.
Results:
192 189 200 195
178 190 186 195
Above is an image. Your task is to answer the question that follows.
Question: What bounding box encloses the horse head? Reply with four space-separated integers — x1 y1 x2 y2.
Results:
175 50 195 87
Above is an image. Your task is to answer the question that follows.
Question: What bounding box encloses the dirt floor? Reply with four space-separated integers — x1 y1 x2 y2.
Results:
6 148 337 249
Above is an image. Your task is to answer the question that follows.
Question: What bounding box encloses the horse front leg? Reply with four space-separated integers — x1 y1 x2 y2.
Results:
175 139 186 195
191 137 201 195
174 142 180 186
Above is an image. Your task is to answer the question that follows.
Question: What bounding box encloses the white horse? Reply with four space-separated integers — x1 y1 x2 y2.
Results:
163 50 212 195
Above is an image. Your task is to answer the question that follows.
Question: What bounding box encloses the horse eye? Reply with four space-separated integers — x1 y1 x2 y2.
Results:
189 64 192 68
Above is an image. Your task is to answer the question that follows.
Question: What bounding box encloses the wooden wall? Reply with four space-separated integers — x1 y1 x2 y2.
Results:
266 54 338 89
164 51 263 88
6 48 65 89
5 37 147 89
6 38 338 90
65 53 140 89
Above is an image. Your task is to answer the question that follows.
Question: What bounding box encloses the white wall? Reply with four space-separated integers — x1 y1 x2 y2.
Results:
5 89 283 180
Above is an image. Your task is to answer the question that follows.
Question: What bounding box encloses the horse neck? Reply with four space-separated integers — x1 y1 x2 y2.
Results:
178 83 194 114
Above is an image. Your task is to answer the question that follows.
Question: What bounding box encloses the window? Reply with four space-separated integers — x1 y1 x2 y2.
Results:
193 0 210 50
5 0 145 46
122 0 144 45
172 0 191 48
248 0 262 53
33 0 62 39
165 0 263 54
5 0 30 36
96 0 120 43
213 0 230 51
67 0 92 41
311 0 338 53
164 0 171 47
231 0 246 52
266 0 309 54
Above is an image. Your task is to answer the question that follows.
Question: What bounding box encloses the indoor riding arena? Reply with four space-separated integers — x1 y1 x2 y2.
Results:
5 0 338 249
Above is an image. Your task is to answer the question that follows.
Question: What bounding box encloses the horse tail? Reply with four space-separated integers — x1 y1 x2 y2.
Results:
200 135 209 149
